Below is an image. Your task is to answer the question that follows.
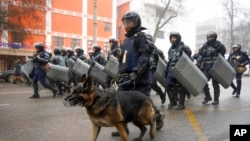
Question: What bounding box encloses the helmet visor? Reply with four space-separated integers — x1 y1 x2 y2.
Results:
122 17 137 28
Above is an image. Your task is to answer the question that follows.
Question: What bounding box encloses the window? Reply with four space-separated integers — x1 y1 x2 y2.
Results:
70 38 81 48
104 22 111 32
156 30 165 39
53 36 64 47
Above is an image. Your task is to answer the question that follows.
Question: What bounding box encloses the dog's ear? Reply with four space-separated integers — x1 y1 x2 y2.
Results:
80 74 87 82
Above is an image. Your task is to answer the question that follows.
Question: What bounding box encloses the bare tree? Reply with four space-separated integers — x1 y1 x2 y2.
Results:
0 0 48 45
143 0 185 41
221 0 244 49
234 11 250 54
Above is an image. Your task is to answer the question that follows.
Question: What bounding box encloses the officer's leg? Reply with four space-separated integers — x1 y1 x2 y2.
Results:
212 79 220 105
38 71 58 97
202 69 212 104
30 69 40 98
235 74 242 98
202 83 212 104
186 88 191 99
165 73 177 109
231 82 237 95
166 85 177 109
176 85 186 110
151 78 166 104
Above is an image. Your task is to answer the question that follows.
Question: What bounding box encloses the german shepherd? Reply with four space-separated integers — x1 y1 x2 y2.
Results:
63 74 156 141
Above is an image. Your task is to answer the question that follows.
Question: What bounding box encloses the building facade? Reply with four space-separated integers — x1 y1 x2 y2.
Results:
0 0 116 71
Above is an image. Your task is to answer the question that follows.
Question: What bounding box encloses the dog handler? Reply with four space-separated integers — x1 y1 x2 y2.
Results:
111 10 165 137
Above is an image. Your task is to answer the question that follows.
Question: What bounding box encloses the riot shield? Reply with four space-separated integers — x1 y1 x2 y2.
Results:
21 59 34 82
208 54 236 88
170 53 207 97
47 63 69 82
66 58 75 70
72 59 90 77
89 62 108 87
152 57 167 87
103 55 119 78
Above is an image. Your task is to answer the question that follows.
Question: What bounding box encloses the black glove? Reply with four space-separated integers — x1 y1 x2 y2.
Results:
129 72 137 81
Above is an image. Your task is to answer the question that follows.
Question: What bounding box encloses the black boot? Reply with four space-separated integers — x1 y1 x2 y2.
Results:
152 84 166 104
30 81 40 98
166 88 177 109
212 100 219 105
212 81 220 105
231 83 237 95
235 79 241 98
176 93 185 110
202 84 212 104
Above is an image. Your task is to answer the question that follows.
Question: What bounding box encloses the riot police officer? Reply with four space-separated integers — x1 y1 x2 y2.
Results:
228 44 249 98
111 10 164 137
74 46 88 62
52 47 66 67
200 31 226 105
30 42 58 98
106 38 121 88
165 31 192 110
51 47 67 95
90 44 106 66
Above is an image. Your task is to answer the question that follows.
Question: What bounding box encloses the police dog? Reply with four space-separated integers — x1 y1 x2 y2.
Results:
63 74 156 141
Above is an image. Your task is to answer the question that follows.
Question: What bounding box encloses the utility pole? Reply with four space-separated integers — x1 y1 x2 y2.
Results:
93 0 97 44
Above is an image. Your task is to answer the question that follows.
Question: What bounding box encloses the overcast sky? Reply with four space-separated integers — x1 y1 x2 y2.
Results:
168 0 250 52
188 0 250 23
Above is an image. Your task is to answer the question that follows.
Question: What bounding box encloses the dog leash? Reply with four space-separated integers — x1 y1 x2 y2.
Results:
104 73 136 91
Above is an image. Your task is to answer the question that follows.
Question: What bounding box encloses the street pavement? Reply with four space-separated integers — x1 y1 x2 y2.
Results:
0 76 250 141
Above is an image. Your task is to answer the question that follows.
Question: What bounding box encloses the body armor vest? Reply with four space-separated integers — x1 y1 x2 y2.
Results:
119 36 138 73
168 45 184 68
203 45 218 65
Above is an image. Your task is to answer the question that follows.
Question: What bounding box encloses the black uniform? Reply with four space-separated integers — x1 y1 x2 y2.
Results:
165 32 192 110
228 44 249 97
200 31 226 105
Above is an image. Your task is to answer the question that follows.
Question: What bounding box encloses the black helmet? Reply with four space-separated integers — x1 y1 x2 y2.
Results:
109 38 117 43
169 31 181 43
122 11 141 30
66 48 74 57
232 43 241 51
93 44 101 53
34 42 44 51
109 38 118 46
66 48 73 53
61 47 67 56
74 46 84 55
206 31 217 42
54 47 62 55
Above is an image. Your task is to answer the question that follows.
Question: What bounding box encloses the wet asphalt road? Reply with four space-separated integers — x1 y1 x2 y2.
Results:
0 76 250 141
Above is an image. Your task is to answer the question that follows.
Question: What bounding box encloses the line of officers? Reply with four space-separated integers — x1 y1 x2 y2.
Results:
29 42 107 98
29 11 249 113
